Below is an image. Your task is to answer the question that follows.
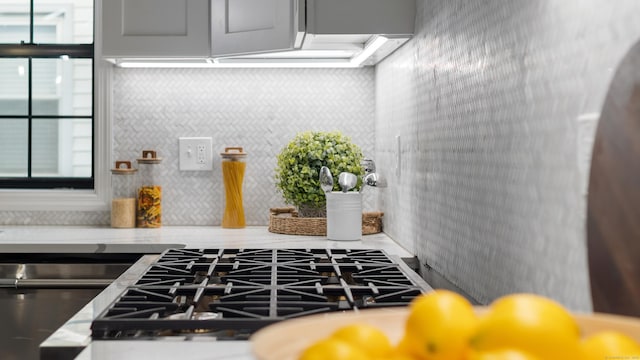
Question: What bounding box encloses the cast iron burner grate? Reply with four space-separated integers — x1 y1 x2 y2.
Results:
91 248 427 340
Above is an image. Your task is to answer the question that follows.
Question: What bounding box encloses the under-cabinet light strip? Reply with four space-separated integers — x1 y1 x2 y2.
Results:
349 35 388 66
115 36 389 68
117 60 358 68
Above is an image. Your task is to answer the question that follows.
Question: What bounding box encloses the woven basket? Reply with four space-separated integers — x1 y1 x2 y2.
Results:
268 207 383 236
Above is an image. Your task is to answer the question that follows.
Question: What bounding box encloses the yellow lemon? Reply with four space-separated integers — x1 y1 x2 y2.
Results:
402 289 479 360
580 331 640 359
394 335 427 359
466 348 542 360
298 337 369 360
470 293 580 360
330 323 394 358
385 352 420 360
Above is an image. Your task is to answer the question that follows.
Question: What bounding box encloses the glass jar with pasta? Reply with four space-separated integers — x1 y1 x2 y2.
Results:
111 160 137 228
220 147 247 228
136 150 163 228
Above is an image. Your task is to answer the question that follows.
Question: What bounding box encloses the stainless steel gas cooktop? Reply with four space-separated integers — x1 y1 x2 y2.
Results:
91 248 431 340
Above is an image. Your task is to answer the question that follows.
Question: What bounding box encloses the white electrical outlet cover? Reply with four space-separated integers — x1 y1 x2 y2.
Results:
179 137 213 171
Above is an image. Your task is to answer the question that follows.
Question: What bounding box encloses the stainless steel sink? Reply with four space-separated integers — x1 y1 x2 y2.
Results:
0 263 132 288
0 258 137 360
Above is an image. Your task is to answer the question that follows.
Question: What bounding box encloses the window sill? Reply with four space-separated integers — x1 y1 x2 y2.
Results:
0 189 109 211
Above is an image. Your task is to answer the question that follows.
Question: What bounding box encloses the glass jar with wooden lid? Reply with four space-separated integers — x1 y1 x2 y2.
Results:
220 147 247 228
136 150 163 228
110 160 137 228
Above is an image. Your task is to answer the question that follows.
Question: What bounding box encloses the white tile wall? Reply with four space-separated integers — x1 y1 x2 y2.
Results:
112 68 376 225
0 68 375 225
375 0 640 311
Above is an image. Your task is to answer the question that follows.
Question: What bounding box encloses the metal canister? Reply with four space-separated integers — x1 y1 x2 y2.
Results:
110 160 137 228
220 147 247 228
136 150 162 228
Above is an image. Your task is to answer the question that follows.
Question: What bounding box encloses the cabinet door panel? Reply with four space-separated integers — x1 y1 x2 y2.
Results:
102 0 210 57
122 0 188 36
227 0 275 33
211 0 294 57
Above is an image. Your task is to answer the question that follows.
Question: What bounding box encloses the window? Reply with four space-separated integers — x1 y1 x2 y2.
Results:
0 0 94 189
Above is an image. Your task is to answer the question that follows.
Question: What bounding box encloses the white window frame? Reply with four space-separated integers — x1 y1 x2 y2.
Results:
0 0 110 211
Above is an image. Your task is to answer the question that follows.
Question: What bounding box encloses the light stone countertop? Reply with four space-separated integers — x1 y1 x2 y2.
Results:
0 226 416 360
75 341 254 360
0 225 413 258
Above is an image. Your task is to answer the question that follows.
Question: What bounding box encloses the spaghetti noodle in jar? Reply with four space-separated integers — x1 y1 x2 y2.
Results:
220 147 246 228
136 150 162 228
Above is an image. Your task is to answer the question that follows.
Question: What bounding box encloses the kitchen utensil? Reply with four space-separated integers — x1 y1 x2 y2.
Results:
338 172 357 193
361 158 376 174
363 172 377 187
251 308 640 360
588 44 640 316
319 166 333 193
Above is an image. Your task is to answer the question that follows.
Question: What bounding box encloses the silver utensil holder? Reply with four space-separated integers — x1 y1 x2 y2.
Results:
326 191 362 241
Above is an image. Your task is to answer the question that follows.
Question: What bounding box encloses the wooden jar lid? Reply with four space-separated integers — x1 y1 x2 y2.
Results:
220 146 247 160
137 150 163 164
111 160 137 175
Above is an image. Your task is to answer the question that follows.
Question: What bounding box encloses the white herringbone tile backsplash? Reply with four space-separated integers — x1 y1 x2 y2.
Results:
112 68 375 226
0 68 375 226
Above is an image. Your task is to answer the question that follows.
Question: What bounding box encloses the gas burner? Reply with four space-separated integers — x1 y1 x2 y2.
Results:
91 248 429 340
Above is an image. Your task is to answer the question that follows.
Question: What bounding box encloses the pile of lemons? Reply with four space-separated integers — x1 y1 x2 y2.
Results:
298 289 640 360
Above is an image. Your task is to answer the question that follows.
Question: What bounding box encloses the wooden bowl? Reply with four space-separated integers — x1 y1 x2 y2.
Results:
250 307 640 360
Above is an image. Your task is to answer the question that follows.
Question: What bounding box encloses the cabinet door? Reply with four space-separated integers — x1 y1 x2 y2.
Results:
102 0 210 57
307 0 415 35
211 0 296 57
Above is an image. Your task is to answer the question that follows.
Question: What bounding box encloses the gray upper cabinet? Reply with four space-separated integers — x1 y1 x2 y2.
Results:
101 0 415 63
211 0 300 57
210 0 415 60
306 0 415 36
102 0 210 57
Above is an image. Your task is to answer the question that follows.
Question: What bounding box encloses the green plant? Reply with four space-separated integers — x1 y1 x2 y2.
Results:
275 131 364 214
